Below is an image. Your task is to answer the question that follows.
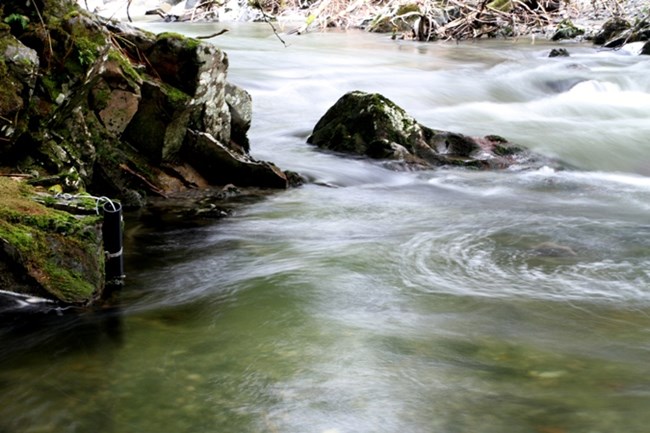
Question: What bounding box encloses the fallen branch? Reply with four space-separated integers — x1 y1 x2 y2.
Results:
196 29 230 39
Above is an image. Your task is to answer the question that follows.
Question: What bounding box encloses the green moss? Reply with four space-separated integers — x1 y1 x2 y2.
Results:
0 177 103 304
75 36 99 66
552 19 585 41
107 48 142 85
162 82 191 107
0 61 18 113
63 10 82 21
40 75 62 102
3 13 29 30
396 3 420 15
487 0 512 12
157 32 202 50
91 83 111 110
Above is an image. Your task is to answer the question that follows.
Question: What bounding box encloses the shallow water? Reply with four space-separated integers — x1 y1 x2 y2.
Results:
1 23 649 433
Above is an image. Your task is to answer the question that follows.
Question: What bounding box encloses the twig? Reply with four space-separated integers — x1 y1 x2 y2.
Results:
196 29 230 39
31 0 53 61
253 1 288 47
126 0 133 22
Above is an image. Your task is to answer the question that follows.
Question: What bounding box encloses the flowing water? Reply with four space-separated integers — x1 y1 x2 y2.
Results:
1 23 650 433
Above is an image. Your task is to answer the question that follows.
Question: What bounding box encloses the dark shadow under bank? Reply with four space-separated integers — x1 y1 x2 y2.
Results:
0 292 124 366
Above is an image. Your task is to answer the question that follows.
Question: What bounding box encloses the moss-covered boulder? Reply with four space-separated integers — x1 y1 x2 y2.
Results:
0 177 104 304
308 91 556 170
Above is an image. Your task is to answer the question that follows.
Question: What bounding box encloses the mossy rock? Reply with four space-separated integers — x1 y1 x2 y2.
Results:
552 19 585 41
0 177 104 304
308 91 561 171
307 91 423 157
593 17 631 46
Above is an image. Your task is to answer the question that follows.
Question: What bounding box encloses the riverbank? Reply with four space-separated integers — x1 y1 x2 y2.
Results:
83 0 649 42
0 0 297 305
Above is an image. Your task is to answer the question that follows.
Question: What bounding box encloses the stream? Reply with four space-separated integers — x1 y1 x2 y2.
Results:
1 22 649 433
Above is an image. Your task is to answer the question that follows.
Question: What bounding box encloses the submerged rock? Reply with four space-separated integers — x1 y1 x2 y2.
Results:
530 241 577 258
308 91 556 171
548 48 570 57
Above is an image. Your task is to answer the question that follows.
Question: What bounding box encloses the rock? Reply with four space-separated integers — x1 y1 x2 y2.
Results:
530 241 577 257
548 48 570 57
0 34 39 147
551 19 584 41
218 0 264 22
98 89 141 135
307 91 432 165
0 177 105 305
592 16 650 48
1 2 292 203
122 32 231 161
184 131 289 188
308 91 555 171
145 32 231 143
642 41 650 55
593 17 630 46
225 82 252 152
0 1 297 306
123 79 192 163
87 51 143 136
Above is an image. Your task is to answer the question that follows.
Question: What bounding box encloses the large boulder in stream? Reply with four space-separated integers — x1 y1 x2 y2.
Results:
308 91 554 170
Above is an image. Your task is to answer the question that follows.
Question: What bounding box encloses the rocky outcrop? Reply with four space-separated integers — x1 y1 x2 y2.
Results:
0 2 292 203
308 91 555 171
0 0 296 304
